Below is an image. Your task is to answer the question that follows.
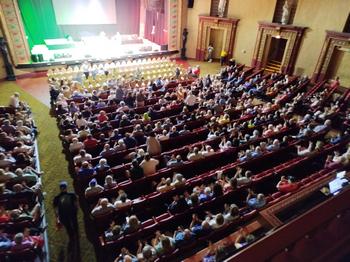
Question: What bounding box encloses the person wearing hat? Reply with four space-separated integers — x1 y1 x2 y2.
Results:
53 181 78 240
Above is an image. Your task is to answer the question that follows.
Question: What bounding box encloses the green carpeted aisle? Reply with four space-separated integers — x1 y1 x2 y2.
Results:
0 81 96 262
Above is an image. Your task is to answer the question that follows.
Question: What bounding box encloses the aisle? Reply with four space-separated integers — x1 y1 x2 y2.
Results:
0 81 96 262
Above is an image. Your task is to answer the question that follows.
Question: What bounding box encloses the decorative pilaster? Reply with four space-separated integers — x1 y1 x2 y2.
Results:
168 0 181 51
0 0 31 65
312 31 350 83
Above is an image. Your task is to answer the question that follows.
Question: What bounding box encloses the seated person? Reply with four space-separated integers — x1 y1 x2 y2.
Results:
201 145 215 157
85 178 104 197
73 150 92 165
77 161 95 176
140 154 159 176
246 189 266 209
95 158 110 172
91 198 114 217
171 173 186 187
187 147 204 161
152 232 175 256
0 228 12 251
126 160 144 180
104 175 117 189
166 154 184 167
157 177 174 193
173 227 195 247
223 203 240 223
234 228 256 249
206 213 225 229
137 240 157 262
233 167 252 186
168 195 189 214
123 215 141 234
11 232 33 252
276 176 299 193
104 222 121 241
114 192 132 210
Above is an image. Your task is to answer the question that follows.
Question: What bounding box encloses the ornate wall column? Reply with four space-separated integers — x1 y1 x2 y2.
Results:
195 16 239 61
251 22 306 75
0 0 31 65
168 0 182 51
312 31 350 83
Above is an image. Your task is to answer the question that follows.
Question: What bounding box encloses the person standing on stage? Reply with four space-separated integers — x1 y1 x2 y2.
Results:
53 181 79 240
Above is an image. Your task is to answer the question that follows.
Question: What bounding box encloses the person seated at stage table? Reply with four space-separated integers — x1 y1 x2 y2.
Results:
246 189 266 209
140 153 159 176
276 176 299 193
91 198 114 217
85 178 104 197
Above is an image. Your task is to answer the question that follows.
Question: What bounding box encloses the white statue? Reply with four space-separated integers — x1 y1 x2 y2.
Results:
281 0 291 25
218 0 227 18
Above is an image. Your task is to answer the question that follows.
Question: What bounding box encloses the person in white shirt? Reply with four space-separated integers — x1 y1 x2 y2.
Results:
114 192 132 209
184 92 197 107
16 120 31 135
85 178 104 197
187 147 204 161
75 115 88 129
69 138 84 153
91 198 114 217
9 92 20 108
73 149 92 165
140 153 159 176
201 145 215 157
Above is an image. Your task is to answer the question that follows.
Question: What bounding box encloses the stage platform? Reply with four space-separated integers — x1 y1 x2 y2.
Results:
16 50 178 69
17 35 177 69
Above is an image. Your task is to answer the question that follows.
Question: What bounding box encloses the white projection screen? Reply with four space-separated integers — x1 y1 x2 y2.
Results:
52 0 117 25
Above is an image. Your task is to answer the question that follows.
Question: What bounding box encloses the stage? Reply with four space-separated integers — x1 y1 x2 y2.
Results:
17 34 177 69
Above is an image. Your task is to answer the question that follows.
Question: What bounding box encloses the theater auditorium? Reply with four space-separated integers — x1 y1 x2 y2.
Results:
0 0 349 261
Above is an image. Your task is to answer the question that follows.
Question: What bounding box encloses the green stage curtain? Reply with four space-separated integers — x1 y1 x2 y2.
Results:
17 0 63 49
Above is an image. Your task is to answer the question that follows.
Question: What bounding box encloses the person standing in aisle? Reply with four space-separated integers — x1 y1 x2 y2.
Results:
53 181 79 241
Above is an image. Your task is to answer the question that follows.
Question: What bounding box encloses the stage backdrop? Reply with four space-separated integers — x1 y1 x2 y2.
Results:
17 0 140 49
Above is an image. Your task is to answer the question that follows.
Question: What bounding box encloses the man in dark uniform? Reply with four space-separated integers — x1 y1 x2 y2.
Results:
53 181 78 240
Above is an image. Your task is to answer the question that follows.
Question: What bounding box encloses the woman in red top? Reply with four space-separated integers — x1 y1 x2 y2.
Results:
97 110 108 123
276 176 299 193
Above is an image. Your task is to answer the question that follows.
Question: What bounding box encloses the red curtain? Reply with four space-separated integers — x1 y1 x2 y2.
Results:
144 0 168 45
116 0 140 34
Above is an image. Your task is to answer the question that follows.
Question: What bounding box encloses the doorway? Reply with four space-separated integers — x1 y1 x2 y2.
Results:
264 36 287 72
326 48 350 87
209 28 224 60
